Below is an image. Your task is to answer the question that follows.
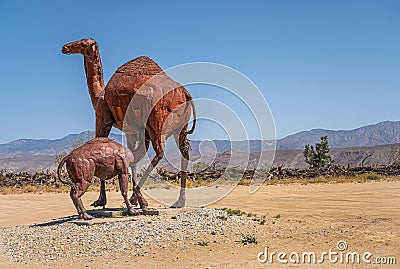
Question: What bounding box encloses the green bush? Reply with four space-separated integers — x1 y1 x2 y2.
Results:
220 207 245 216
241 234 258 245
364 173 380 180
304 136 334 168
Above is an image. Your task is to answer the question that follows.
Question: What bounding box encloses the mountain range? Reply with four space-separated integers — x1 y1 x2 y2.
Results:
1 121 399 172
277 121 400 150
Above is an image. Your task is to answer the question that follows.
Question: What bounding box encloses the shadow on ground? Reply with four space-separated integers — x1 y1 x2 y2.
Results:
30 208 125 227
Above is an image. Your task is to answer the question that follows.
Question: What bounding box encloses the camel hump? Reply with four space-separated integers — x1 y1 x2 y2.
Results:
116 56 163 76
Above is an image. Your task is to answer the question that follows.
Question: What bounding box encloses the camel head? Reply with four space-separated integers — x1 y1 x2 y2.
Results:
62 38 98 56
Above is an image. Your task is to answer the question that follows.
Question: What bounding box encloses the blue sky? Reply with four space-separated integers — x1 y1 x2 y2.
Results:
0 0 399 143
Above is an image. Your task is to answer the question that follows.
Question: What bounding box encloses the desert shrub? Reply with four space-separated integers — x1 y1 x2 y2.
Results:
363 173 381 180
220 208 245 216
119 209 128 216
304 136 334 168
197 240 209 246
191 162 210 173
25 185 37 193
217 215 227 221
241 234 258 245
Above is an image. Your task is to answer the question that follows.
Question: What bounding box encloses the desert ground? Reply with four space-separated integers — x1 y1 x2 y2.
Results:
0 179 399 268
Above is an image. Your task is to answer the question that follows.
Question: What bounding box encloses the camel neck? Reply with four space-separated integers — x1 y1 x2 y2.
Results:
83 51 105 109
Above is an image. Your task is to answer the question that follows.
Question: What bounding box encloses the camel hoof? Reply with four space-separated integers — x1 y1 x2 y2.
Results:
170 200 185 208
139 201 149 210
91 200 106 208
81 213 94 220
128 208 140 216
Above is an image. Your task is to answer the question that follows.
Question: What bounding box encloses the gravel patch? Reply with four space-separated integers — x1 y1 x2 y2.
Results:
1 209 257 266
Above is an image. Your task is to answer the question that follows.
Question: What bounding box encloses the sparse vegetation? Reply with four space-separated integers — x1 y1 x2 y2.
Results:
250 214 267 225
362 173 381 181
0 169 6 180
241 234 258 245
0 168 400 195
54 152 67 168
191 162 210 173
1 184 71 195
197 240 209 246
119 209 128 216
217 215 227 221
247 212 257 217
304 136 334 168
219 208 245 216
25 185 36 193
389 140 400 165
238 178 252 185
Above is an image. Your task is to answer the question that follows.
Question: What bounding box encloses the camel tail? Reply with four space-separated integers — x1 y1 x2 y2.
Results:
57 156 76 191
184 91 196 135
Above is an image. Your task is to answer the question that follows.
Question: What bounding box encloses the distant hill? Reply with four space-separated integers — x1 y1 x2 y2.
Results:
1 121 400 172
163 143 399 171
276 121 400 150
0 131 122 158
0 155 55 173
188 121 400 154
2 143 397 173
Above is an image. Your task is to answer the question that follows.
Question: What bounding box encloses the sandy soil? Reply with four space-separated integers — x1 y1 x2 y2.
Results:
1 180 399 268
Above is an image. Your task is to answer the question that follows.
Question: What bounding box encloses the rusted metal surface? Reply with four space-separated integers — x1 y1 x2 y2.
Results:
57 138 146 220
62 39 197 208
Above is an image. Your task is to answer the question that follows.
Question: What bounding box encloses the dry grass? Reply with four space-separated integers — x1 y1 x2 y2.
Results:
0 182 116 195
1 174 399 195
0 185 69 195
140 174 400 189
233 174 400 186
257 175 398 186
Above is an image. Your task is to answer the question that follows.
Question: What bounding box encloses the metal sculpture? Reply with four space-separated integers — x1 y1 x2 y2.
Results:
62 38 196 208
57 138 146 220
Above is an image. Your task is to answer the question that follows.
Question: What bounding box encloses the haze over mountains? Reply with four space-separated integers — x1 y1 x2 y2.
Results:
1 121 399 172
277 121 400 150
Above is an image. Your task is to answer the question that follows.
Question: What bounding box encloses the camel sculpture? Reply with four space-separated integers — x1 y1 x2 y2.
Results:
62 38 196 208
57 138 146 220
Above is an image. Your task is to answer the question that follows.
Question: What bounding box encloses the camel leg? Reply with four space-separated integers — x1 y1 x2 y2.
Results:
70 180 93 220
91 180 107 208
127 133 150 206
136 135 166 209
118 174 140 216
92 99 114 208
129 163 139 206
171 131 190 208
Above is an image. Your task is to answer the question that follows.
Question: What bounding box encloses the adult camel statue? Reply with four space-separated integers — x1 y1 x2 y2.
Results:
62 38 196 208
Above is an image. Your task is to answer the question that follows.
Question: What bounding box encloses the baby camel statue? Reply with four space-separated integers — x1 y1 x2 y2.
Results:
57 137 147 220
